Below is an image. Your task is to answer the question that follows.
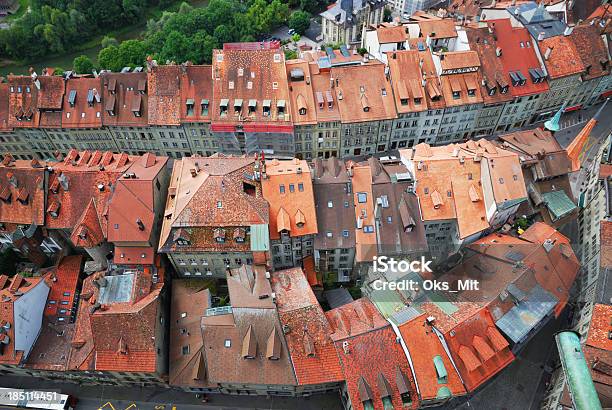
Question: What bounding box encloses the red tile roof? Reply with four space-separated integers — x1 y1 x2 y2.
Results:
68 268 162 374
445 309 514 391
0 83 11 132
0 159 46 225
148 65 182 126
539 35 585 79
399 314 467 402
62 76 104 128
179 65 213 123
107 154 168 247
586 304 612 352
387 51 429 113
439 52 484 107
326 298 388 341
335 324 419 410
570 24 610 81
45 255 82 320
271 267 343 385
377 25 408 43
101 72 148 127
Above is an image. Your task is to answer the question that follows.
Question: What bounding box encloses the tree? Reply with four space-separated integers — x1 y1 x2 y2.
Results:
101 36 119 48
98 45 122 71
73 55 94 74
284 49 297 60
383 7 392 23
291 33 301 43
299 0 318 13
288 11 310 35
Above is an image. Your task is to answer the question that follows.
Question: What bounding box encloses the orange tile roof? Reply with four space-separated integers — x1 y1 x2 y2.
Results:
271 267 343 385
211 48 292 125
418 19 458 39
377 25 408 43
539 35 585 79
387 51 429 114
286 60 317 125
114 246 155 265
95 349 157 372
400 144 490 238
45 255 82 320
398 314 466 402
262 158 317 240
445 309 514 391
148 65 182 126
0 159 46 226
566 117 598 172
179 65 213 123
439 52 484 108
335 325 419 410
309 66 341 123
101 72 149 127
0 83 12 132
62 76 104 128
107 153 168 247
332 63 397 124
325 299 388 341
586 304 612 351
569 24 610 81
159 155 269 252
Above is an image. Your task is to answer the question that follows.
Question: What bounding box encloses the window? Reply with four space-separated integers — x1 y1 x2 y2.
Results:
357 192 367 203
298 183 304 192
224 339 231 348
328 201 333 208
216 201 223 208
279 185 285 194
180 312 187 318
289 184 295 193
344 201 349 208
182 345 190 355
364 225 374 233
342 230 349 237
326 231 333 238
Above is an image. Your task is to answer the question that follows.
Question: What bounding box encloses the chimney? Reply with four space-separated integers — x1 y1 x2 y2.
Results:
538 32 545 41
544 47 553 60
58 173 70 191
190 168 198 177
564 26 574 36
136 219 145 231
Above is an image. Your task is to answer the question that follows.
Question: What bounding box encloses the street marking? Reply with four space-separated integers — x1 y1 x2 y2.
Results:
124 403 137 410
98 402 115 410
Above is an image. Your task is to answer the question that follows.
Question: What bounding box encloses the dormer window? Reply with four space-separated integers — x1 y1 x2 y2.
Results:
234 99 243 115
400 98 409 106
248 99 257 114
467 88 476 97
414 97 422 105
277 100 286 117
452 90 460 99
220 99 229 116
214 228 226 243
263 99 271 116
201 99 209 115
186 99 195 116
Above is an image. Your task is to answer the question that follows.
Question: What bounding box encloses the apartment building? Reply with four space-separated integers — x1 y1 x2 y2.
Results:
261 158 318 270
66 264 168 386
312 158 356 282
0 274 50 376
334 63 397 156
321 0 387 45
496 128 577 228
158 155 270 277
211 43 294 158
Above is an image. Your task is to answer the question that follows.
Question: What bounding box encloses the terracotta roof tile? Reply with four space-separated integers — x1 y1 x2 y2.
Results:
62 77 104 128
388 51 429 113
332 63 396 123
335 325 419 410
262 158 317 240
0 160 45 225
148 65 182 126
101 72 148 127
286 60 317 125
271 267 343 385
179 65 213 123
377 25 408 43
0 83 11 132
539 35 585 79
418 19 458 39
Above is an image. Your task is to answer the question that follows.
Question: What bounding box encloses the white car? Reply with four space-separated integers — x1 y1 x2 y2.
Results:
288 29 296 35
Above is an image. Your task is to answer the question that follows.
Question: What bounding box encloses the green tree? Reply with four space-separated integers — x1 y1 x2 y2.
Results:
98 45 122 71
288 11 310 35
123 0 147 19
160 31 190 63
284 49 297 60
383 7 392 23
299 0 318 13
102 36 119 48
73 55 94 74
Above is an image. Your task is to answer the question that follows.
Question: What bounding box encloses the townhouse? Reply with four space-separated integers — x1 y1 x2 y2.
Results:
211 43 295 158
321 0 387 45
261 158 318 270
0 150 169 271
496 128 577 228
158 155 270 277
399 139 527 260
312 157 356 282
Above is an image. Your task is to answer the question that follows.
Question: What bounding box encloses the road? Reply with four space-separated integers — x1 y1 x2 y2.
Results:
0 376 342 410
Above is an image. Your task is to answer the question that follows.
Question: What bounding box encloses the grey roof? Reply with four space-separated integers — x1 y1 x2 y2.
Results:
495 284 558 344
324 287 354 309
320 0 386 26
508 2 567 40
98 273 135 304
